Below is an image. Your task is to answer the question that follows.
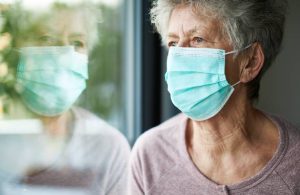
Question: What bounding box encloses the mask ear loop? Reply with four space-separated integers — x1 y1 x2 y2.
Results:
229 44 253 88
232 80 241 87
232 59 251 88
225 44 252 55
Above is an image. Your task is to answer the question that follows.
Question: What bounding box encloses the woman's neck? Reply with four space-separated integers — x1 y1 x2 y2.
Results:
40 112 72 138
186 92 279 184
188 99 257 155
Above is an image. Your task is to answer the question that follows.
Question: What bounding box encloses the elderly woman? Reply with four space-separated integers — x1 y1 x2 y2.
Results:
0 3 130 195
129 0 300 194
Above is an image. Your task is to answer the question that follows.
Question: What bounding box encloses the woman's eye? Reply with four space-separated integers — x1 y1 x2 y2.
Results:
168 41 177 47
38 35 56 44
192 37 204 44
71 40 85 48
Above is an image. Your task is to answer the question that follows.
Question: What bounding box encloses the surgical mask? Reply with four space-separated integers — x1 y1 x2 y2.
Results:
165 45 250 121
16 46 88 116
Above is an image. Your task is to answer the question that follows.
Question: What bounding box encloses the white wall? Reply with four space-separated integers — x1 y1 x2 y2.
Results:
258 0 300 127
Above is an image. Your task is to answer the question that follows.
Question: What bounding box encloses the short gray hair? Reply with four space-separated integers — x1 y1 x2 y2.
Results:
150 0 288 100
50 2 102 52
11 2 102 52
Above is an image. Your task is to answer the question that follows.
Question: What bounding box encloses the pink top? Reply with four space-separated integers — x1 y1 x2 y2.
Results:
129 112 300 195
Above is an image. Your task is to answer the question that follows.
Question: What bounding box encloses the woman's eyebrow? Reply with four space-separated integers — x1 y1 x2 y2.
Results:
168 25 208 38
186 25 208 36
68 33 86 39
167 33 179 39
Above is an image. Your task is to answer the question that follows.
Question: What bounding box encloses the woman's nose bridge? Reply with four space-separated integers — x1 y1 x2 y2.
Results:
177 24 190 47
177 37 190 47
54 32 69 46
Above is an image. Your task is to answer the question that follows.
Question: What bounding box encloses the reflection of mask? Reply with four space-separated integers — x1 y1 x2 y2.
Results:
165 46 249 121
16 46 88 116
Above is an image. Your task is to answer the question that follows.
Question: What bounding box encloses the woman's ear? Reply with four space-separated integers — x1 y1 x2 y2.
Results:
240 42 265 83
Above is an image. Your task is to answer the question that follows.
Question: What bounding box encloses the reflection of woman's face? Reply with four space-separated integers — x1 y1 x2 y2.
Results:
22 10 88 54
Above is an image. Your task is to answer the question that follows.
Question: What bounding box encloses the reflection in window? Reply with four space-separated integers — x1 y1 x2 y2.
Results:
0 1 130 195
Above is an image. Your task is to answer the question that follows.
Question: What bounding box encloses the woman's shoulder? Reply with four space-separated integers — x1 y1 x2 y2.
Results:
133 113 186 153
71 107 120 133
131 113 187 172
70 106 130 152
269 114 300 191
269 113 300 157
67 107 130 194
130 113 187 192
269 113 300 145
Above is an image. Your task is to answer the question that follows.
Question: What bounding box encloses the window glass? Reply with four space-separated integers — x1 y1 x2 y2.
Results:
0 0 130 194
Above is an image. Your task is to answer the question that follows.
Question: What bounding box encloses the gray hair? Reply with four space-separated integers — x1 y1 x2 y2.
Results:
10 2 102 52
50 2 102 52
150 0 288 100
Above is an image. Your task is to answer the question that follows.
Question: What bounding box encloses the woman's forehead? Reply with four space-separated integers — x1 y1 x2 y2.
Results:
168 6 222 36
44 10 88 37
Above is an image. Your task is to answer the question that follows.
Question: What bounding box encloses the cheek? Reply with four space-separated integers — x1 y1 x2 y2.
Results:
224 56 241 85
77 48 88 54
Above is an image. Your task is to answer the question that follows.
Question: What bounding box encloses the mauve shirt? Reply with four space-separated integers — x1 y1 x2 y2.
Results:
129 112 300 195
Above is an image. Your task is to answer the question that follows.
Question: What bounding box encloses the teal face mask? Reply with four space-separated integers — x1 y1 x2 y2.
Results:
16 46 88 116
165 46 249 121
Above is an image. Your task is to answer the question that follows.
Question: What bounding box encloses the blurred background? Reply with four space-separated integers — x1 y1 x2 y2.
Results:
257 0 300 127
0 0 131 194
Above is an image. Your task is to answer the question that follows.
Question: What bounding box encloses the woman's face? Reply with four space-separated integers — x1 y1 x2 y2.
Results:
20 9 88 54
167 5 241 85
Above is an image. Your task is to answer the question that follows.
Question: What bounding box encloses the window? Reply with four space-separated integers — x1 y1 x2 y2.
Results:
0 0 133 194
